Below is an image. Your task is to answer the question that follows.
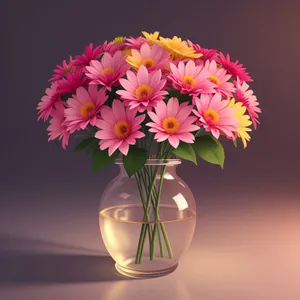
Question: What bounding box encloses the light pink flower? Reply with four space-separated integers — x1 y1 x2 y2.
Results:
57 69 89 94
47 102 70 149
168 60 216 96
193 93 238 139
126 43 170 72
125 36 146 50
117 65 167 112
49 56 73 82
235 78 261 129
73 43 104 68
85 51 129 91
95 100 145 156
146 97 199 148
64 86 107 133
37 82 61 121
216 53 253 82
204 60 235 97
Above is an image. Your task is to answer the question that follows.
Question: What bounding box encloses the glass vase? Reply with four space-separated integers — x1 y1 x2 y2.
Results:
99 159 196 278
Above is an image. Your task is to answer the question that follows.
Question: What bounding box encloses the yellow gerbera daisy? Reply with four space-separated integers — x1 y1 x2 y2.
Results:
228 98 252 148
142 31 160 45
159 36 202 60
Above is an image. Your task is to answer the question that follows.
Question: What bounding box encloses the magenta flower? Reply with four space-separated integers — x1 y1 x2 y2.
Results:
95 100 145 156
204 60 235 97
37 82 61 121
168 60 216 96
64 86 107 133
188 41 218 62
85 51 129 91
47 102 70 149
73 43 104 68
117 66 168 112
193 93 238 139
216 53 253 82
57 69 89 94
146 97 199 149
49 56 73 82
235 78 261 129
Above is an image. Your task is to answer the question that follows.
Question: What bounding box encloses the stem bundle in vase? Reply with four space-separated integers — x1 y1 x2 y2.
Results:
37 31 261 264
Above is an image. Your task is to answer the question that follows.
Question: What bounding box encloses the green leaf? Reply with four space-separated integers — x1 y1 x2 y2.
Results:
173 142 197 165
85 141 99 155
73 137 97 153
123 146 147 177
92 148 117 172
166 88 192 103
61 92 73 102
194 127 203 137
233 139 238 148
193 135 225 168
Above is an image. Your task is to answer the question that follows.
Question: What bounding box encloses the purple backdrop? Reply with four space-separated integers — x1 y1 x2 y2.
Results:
0 0 300 298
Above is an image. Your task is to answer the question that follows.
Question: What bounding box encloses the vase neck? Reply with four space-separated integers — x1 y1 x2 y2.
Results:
116 159 181 178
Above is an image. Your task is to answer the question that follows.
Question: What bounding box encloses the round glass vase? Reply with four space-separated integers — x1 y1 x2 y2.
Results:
99 159 196 278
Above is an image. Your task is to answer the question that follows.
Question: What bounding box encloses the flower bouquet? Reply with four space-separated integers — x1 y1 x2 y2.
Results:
37 31 261 277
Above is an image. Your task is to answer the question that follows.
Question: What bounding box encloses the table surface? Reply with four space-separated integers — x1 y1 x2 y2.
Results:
0 191 299 300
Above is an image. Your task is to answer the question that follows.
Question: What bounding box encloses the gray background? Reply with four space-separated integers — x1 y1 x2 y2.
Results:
1 0 300 299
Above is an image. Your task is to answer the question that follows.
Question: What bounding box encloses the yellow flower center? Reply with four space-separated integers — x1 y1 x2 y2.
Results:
101 67 114 76
141 58 156 68
208 75 221 85
203 108 220 124
80 101 95 117
113 36 126 45
135 84 153 99
113 120 131 138
162 117 181 134
63 65 71 76
122 48 132 56
182 75 196 89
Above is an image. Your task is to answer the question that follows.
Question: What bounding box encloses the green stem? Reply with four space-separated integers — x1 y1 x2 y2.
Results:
136 166 158 264
134 141 175 263
134 172 152 264
148 134 155 158
157 222 164 257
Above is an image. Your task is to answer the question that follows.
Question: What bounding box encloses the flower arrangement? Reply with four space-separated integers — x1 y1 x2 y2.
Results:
37 31 261 264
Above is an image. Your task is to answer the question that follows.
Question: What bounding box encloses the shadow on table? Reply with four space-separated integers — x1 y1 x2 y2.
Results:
0 235 133 284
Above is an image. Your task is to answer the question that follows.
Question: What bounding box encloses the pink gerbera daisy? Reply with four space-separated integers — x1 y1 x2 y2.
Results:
146 97 199 148
125 36 146 50
95 99 145 156
235 78 261 129
168 60 216 96
204 60 235 97
126 43 170 72
85 51 129 91
188 41 218 62
116 65 168 112
37 82 61 121
193 93 238 139
57 69 89 94
216 53 253 82
49 56 73 82
64 86 108 133
47 102 70 149
103 37 127 55
73 43 104 68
